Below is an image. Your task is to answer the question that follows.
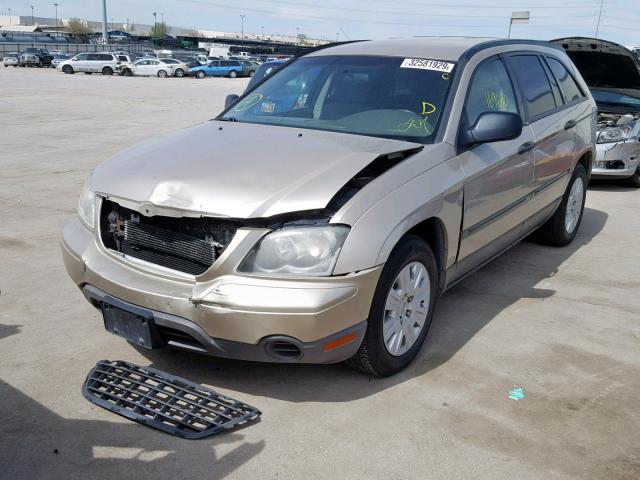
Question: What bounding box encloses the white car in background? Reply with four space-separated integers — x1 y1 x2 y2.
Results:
117 58 174 78
158 58 189 77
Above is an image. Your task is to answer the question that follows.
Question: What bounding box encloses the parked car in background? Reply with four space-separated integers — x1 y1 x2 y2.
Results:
244 59 287 91
63 38 595 376
117 59 175 77
158 58 189 77
3 52 19 67
554 37 640 186
189 60 243 78
18 48 53 67
51 54 71 68
239 60 258 77
58 53 121 75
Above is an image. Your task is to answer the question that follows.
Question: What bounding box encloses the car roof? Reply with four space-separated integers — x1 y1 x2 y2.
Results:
307 37 557 62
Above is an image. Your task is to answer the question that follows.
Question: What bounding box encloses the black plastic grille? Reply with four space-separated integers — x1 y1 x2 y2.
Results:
83 360 261 439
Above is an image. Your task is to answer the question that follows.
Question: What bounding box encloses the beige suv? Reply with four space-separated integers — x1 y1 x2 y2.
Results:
62 38 596 376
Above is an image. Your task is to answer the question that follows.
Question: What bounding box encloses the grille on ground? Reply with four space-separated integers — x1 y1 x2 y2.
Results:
82 359 261 439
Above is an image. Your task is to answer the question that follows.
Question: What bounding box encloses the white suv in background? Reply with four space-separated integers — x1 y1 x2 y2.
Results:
58 53 121 75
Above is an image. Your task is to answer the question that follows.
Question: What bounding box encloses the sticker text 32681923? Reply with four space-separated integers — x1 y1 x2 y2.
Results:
400 58 455 73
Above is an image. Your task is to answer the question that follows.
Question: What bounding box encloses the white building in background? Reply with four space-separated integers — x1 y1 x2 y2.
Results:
0 14 328 46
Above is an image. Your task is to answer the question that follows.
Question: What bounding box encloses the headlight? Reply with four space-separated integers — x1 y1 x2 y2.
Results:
238 225 350 276
77 177 96 230
597 126 632 144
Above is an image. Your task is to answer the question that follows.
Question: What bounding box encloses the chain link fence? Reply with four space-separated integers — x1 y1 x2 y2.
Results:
1 43 145 57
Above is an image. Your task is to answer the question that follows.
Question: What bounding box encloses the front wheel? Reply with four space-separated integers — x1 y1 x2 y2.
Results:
228 70 237 78
157 69 168 78
347 235 438 376
174 68 185 77
196 70 205 79
121 68 132 77
62 65 74 74
626 166 640 188
535 163 587 246
102 66 113 75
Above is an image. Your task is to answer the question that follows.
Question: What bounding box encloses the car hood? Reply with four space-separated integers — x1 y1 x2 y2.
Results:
552 37 640 90
91 120 424 219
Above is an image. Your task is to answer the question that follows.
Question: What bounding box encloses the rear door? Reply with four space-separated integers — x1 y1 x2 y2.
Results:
456 56 535 266
505 54 579 217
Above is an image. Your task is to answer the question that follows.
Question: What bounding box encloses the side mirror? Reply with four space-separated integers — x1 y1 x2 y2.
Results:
460 112 523 150
225 94 240 109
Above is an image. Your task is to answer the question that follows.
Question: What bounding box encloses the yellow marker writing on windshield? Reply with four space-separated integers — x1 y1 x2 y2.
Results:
421 102 436 115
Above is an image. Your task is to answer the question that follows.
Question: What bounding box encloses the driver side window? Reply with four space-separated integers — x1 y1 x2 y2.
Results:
465 58 518 127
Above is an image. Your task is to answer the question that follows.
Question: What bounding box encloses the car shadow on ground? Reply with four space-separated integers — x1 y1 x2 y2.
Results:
133 207 608 403
588 178 638 192
0 381 265 480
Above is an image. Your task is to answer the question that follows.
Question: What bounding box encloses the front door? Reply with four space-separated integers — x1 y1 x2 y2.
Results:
456 56 535 269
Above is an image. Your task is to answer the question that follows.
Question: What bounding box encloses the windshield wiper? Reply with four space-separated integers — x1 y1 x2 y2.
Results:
218 117 238 122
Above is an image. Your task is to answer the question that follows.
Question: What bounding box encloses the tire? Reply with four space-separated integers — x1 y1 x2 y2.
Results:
248 70 255 77
122 68 132 77
102 66 113 75
196 70 205 79
157 69 168 78
3 65 7 68
626 166 640 188
228 70 237 78
346 235 438 376
62 65 74 74
174 68 185 78
535 163 587 246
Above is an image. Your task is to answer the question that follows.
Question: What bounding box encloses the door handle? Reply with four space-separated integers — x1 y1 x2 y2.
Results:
518 141 535 154
564 119 577 130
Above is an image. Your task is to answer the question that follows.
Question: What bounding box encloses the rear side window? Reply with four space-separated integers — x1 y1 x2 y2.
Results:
87 54 100 61
464 58 519 127
509 55 557 119
546 57 584 103
75 54 89 60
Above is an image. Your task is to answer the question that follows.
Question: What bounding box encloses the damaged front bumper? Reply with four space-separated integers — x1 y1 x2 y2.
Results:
593 140 640 178
61 218 381 363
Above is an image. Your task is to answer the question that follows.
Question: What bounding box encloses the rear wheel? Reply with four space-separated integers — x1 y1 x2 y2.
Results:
228 70 237 78
347 235 438 376
196 70 205 79
535 163 587 246
248 70 255 77
102 66 113 75
626 166 640 188
62 65 74 74
157 69 168 78
174 68 185 77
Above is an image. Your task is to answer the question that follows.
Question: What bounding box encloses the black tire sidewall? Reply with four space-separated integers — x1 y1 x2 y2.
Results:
627 166 640 188
175 69 184 77
197 71 205 78
553 164 588 245
102 67 113 75
362 235 438 376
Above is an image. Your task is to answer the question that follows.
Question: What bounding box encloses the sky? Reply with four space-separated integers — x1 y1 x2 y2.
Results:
5 0 640 46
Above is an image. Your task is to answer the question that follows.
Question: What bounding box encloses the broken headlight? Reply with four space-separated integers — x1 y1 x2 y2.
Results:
238 225 349 276
597 126 632 144
77 177 96 230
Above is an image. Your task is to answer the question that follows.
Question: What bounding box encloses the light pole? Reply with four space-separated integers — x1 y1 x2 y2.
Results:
296 27 300 44
7 8 11 24
261 25 264 40
53 3 59 36
240 14 245 40
101 0 108 43
153 11 157 47
30 5 34 26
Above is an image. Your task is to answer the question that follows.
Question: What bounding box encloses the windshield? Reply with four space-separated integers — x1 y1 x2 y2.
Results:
222 55 456 143
592 89 640 108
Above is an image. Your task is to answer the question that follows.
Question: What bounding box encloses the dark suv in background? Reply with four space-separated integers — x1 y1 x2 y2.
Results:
18 48 53 67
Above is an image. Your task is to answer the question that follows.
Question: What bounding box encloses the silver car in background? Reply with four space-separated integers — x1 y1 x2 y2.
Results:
555 37 640 186
62 38 595 376
58 52 121 75
158 58 189 77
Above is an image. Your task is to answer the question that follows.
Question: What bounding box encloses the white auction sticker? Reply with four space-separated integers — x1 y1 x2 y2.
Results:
400 58 455 73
